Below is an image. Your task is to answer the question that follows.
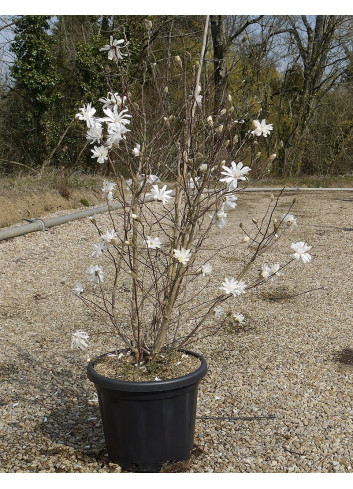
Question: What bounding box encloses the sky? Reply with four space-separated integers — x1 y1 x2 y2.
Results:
1 3 352 78
1 0 353 15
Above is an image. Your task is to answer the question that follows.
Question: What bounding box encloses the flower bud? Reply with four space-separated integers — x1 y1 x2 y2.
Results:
239 222 243 228
255 152 262 160
199 163 208 172
145 20 152 30
175 55 182 68
268 153 277 162
227 94 232 102
278 140 284 149
228 105 234 113
242 35 247 43
183 150 188 161
124 240 130 245
233 134 238 144
242 236 249 243
220 160 226 166
292 198 297 204
216 124 223 133
163 116 169 125
220 108 227 116
225 140 230 148
207 115 213 127
131 213 138 220
164 86 169 94
252 218 258 224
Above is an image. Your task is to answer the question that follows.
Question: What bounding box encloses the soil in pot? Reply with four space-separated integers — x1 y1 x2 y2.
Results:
93 349 201 382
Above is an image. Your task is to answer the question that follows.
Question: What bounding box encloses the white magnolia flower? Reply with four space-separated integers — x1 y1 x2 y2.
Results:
132 144 141 157
233 312 245 323
220 278 246 296
92 242 107 257
193 85 202 105
102 180 116 201
224 194 238 210
105 128 126 148
86 123 103 144
101 229 119 245
209 206 228 228
188 177 200 189
76 103 96 128
213 306 224 318
261 263 281 280
282 213 297 229
146 174 159 185
73 284 84 296
200 262 213 276
138 174 160 186
199 163 208 172
173 247 192 265
220 161 250 191
102 105 131 126
100 36 128 61
86 264 104 284
71 330 89 351
99 92 125 110
91 145 108 164
196 94 203 106
291 241 312 263
251 119 273 137
147 184 173 206
145 236 163 249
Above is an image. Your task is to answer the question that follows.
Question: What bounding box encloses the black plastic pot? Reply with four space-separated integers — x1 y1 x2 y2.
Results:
87 349 207 472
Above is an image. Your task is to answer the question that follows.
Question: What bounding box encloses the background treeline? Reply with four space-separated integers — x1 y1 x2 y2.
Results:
0 14 353 177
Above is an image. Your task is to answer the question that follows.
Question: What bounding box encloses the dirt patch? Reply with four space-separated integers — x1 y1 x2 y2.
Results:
0 188 103 228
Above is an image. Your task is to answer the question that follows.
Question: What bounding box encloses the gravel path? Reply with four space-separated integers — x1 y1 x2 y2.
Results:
1 190 353 473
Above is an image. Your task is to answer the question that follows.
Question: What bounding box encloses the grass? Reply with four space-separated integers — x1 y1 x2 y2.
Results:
1 168 353 194
0 167 103 193
253 174 353 188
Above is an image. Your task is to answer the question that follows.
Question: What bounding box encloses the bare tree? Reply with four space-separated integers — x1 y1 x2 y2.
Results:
275 15 351 174
210 15 263 112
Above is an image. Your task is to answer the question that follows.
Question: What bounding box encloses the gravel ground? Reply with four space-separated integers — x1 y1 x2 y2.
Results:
1 190 353 473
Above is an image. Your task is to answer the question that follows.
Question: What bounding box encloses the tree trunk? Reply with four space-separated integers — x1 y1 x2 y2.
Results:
210 15 227 113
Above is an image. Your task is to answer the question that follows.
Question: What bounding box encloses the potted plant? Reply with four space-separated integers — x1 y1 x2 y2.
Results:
70 17 313 472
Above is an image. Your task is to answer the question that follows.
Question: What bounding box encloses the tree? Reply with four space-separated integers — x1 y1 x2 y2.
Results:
274 15 351 175
210 15 263 112
8 15 61 166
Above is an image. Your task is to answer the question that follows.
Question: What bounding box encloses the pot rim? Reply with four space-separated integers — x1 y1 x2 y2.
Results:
87 349 207 392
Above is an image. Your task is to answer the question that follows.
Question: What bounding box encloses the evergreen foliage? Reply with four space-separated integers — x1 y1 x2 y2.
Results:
0 14 352 177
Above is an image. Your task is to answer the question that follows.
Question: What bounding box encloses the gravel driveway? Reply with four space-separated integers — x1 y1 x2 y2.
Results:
1 190 353 473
